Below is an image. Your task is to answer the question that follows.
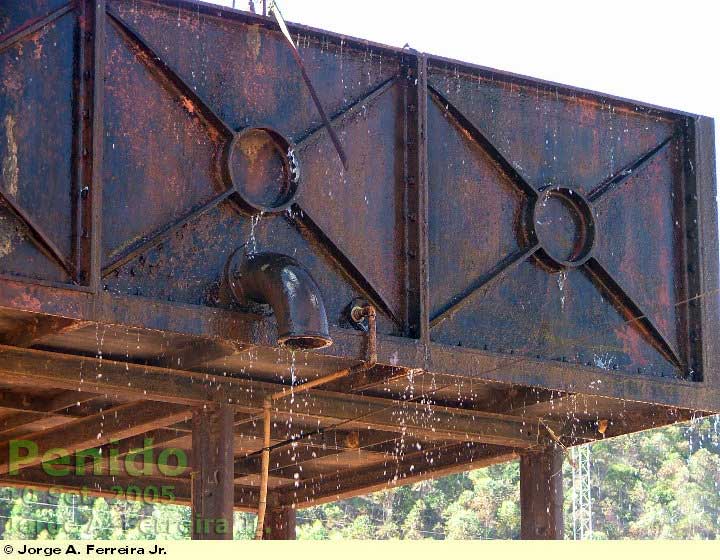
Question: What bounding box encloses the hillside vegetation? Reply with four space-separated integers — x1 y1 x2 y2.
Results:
1 417 718 540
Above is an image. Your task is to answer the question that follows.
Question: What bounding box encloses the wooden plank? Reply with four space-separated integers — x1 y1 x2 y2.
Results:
236 445 346 478
191 404 234 540
0 344 556 448
0 411 83 435
0 401 191 475
0 391 100 436
327 365 413 393
265 391 551 448
520 445 564 540
235 428 398 476
280 442 517 508
1 279 716 413
0 316 90 347
0 390 96 413
148 339 245 370
1 469 192 503
99 422 192 457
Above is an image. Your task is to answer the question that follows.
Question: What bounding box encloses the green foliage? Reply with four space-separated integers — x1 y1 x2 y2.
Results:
0 417 718 540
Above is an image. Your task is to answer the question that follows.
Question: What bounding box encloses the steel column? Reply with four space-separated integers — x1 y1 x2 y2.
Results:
191 404 235 540
520 444 564 540
262 506 297 540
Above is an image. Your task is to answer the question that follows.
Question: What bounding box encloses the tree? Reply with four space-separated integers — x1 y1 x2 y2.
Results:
0 417 718 540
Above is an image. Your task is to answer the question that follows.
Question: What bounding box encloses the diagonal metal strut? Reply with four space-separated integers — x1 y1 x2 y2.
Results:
583 257 684 372
0 2 73 55
0 187 74 278
587 135 676 201
431 244 540 328
428 85 539 199
106 7 235 139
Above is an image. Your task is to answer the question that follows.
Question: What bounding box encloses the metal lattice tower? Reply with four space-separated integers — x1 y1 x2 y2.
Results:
571 444 593 540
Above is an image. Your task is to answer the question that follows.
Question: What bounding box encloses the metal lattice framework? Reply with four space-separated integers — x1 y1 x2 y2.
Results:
571 444 593 540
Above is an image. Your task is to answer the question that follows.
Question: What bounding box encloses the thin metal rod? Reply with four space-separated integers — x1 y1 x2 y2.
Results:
270 368 352 401
295 75 397 150
255 306 376 537
269 2 348 169
254 399 271 540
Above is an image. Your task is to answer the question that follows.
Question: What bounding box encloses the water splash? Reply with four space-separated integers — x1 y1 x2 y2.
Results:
248 213 263 254
558 270 567 311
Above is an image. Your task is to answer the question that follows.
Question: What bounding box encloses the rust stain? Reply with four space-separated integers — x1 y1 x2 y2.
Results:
0 215 21 258
11 291 43 312
32 36 43 60
181 97 196 114
240 135 265 163
2 66 22 95
2 114 19 197
246 25 262 60
30 27 49 60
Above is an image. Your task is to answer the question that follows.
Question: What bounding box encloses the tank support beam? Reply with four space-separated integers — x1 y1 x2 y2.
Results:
520 444 565 539
262 506 297 540
191 404 235 540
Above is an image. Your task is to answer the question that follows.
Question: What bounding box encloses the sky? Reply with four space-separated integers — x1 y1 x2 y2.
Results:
212 0 719 218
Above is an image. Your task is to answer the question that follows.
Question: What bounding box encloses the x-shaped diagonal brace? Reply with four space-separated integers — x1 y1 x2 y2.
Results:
102 8 401 325
428 85 683 372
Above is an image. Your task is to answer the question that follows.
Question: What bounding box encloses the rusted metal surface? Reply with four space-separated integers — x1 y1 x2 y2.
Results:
0 0 718 515
520 444 564 539
227 251 332 350
0 0 718 403
426 67 712 383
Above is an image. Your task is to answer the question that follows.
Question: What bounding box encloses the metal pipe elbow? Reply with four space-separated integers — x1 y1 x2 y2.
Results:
227 251 332 351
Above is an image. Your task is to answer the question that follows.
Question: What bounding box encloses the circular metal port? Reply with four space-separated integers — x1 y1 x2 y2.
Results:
529 186 596 271
225 126 300 215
